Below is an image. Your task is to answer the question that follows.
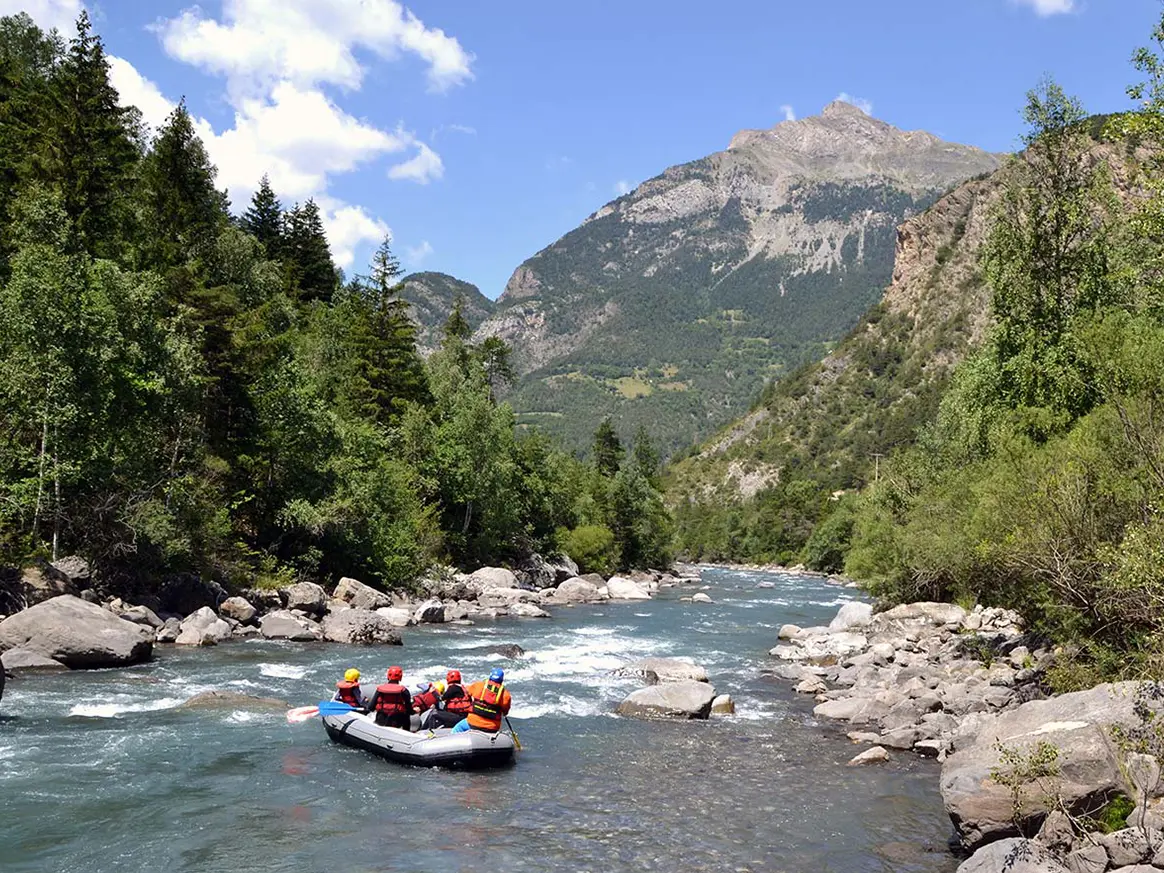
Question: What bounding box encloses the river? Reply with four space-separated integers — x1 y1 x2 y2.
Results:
0 567 958 872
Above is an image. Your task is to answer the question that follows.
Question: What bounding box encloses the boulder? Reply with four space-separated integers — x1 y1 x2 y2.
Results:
710 694 735 715
174 607 232 646
259 610 323 642
478 587 539 608
18 567 76 605
486 644 526 659
778 624 801 640
549 554 580 584
814 697 875 723
848 746 889 766
218 597 256 624
0 595 153 667
620 657 708 683
332 577 392 611
46 555 91 588
375 607 415 627
795 676 828 695
157 574 227 617
468 567 517 591
509 602 550 618
1063 845 1110 873
829 602 873 631
550 577 602 604
956 838 1071 873
606 576 651 600
412 599 446 624
119 605 164 629
941 682 1142 851
691 592 713 604
156 617 180 643
880 602 968 626
284 582 328 616
617 680 718 720
320 609 402 645
1100 828 1152 868
242 587 285 613
1 647 67 672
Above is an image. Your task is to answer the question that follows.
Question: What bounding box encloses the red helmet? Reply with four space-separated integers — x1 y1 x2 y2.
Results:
446 669 461 684
386 666 403 681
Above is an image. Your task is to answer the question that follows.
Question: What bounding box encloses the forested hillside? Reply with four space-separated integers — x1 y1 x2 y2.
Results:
0 13 670 597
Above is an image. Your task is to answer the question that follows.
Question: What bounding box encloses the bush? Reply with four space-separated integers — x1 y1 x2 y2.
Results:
558 524 619 576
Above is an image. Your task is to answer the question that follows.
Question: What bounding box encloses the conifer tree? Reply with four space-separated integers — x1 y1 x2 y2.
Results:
284 199 337 303
593 417 624 477
241 174 282 254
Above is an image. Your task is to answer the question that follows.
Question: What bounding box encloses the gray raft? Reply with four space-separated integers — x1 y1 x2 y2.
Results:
321 711 516 769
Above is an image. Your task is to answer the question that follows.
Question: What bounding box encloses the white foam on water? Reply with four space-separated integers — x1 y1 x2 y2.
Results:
69 696 185 718
572 626 616 637
258 663 309 680
633 612 652 618
226 711 256 724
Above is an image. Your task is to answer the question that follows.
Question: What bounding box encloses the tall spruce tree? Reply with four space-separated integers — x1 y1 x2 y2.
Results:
284 199 337 302
593 417 624 477
47 11 139 260
241 174 282 254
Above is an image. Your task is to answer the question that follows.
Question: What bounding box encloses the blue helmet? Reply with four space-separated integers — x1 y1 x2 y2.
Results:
489 667 505 683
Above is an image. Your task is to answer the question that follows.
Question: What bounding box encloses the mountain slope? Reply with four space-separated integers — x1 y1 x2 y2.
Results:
399 272 494 354
477 101 1002 455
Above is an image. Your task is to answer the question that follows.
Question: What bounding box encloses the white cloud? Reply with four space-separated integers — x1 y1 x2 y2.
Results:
388 141 444 185
836 92 874 116
406 240 434 265
614 180 632 196
107 56 175 131
0 0 82 33
318 201 391 270
1012 0 1076 15
155 0 473 97
780 104 796 122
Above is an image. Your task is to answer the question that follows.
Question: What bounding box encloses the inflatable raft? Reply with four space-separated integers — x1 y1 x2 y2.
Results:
321 710 516 769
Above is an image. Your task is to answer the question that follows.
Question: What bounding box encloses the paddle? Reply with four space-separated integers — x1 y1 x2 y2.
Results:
285 705 318 724
504 715 523 751
316 700 358 717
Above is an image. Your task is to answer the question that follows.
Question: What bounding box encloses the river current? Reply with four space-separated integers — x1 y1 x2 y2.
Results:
0 567 957 873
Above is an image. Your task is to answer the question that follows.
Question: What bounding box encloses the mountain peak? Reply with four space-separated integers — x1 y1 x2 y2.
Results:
821 99 869 118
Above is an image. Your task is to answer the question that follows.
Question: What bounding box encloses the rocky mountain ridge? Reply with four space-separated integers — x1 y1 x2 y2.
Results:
398 271 494 355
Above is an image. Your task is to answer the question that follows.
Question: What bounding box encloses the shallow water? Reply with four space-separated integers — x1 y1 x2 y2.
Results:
0 568 958 872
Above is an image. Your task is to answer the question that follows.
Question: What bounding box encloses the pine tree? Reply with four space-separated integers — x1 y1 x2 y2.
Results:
140 99 227 268
241 174 282 254
593 417 624 477
631 425 660 486
443 294 473 343
284 199 337 303
47 11 139 260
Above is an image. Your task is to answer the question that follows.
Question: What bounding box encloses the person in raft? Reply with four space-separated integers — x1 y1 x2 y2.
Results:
411 680 442 716
421 669 474 729
365 666 412 729
333 668 366 709
451 667 512 734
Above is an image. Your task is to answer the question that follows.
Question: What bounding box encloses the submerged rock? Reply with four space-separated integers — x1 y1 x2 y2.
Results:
0 595 153 668
617 680 717 720
1 647 67 673
320 609 401 645
710 694 735 715
485 643 526 659
178 690 288 711
619 657 708 683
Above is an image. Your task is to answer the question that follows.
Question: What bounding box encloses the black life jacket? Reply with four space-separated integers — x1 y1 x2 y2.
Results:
374 682 408 716
335 680 361 707
443 683 472 713
471 680 506 721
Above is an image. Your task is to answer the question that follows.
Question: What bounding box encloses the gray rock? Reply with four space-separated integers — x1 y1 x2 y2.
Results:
880 602 968 626
710 694 735 715
549 554 580 584
617 680 717 720
848 746 889 766
1035 810 1075 854
332 577 392 611
691 592 713 604
956 838 1070 873
795 676 828 695
1100 828 1152 867
119 605 164 629
477 587 540 608
829 601 873 631
375 607 415 627
284 582 328 616
509 602 550 618
619 657 708 683
0 595 153 668
1106 865 1158 873
218 597 256 624
175 607 232 646
47 555 91 587
550 577 602 604
18 567 76 605
259 610 323 642
778 624 801 640
880 728 921 750
848 731 882 744
156 617 180 643
320 609 402 645
814 697 872 723
468 567 517 591
915 739 950 758
242 587 284 613
606 576 651 600
1063 844 1108 873
941 682 1142 852
412 599 446 624
1 647 67 672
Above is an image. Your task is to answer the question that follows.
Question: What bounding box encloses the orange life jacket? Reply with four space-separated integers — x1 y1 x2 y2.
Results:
335 680 362 707
373 681 409 716
468 680 509 730
443 683 472 714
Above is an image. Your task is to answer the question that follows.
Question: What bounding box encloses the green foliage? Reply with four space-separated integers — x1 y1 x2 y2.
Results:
593 417 624 477
558 524 618 576
990 741 1062 834
1090 795 1136 834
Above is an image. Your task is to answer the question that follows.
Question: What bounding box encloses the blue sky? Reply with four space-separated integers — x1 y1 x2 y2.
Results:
5 0 1163 297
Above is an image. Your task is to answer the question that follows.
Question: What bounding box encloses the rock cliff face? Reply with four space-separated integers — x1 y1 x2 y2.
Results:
476 101 1001 454
398 271 494 355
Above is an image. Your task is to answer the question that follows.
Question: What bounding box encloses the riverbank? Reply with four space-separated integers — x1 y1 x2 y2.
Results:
696 560 861 588
773 600 1164 873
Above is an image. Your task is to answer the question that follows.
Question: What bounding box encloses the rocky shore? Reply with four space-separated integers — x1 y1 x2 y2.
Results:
774 598 1164 873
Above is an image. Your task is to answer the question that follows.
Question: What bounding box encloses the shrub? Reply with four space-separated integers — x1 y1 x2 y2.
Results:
557 524 619 576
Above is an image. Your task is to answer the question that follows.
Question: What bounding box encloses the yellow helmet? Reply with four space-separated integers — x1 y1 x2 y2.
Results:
344 668 360 682
434 680 446 695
